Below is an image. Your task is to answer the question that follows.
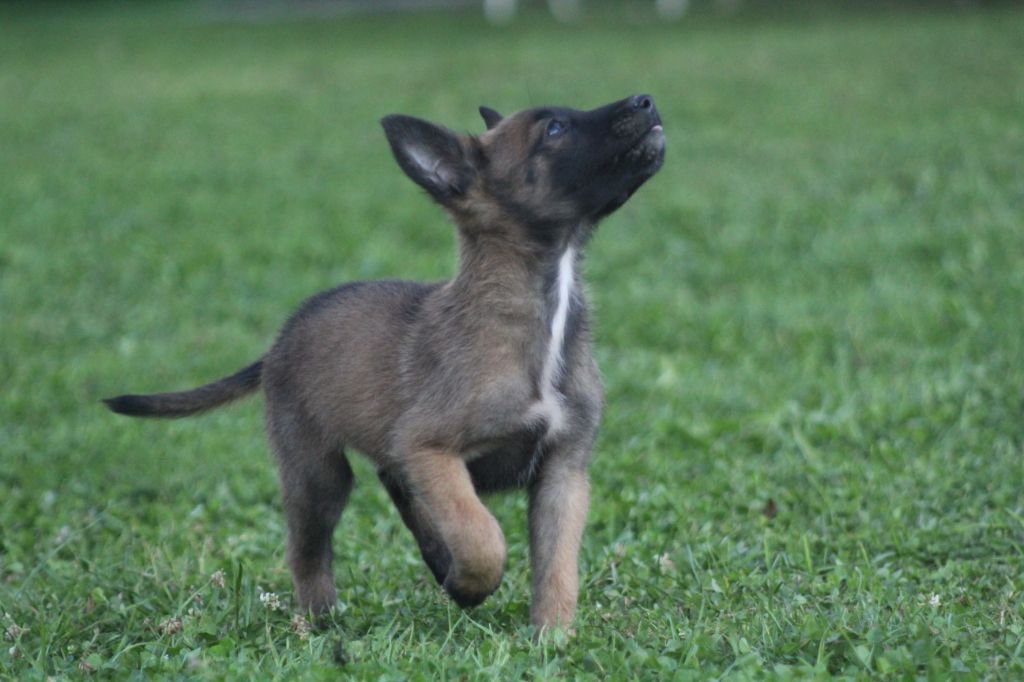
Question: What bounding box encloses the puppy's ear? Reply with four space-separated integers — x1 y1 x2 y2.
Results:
381 115 474 204
479 106 503 131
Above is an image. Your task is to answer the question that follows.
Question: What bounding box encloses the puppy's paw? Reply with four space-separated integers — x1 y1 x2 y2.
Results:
293 573 338 620
442 566 503 608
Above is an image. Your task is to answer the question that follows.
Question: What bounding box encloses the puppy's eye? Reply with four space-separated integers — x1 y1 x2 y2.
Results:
546 119 567 137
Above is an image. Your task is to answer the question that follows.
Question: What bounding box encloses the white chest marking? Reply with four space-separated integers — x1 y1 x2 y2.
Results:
531 247 575 435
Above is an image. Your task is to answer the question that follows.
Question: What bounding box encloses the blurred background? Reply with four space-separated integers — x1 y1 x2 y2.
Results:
2 0 1023 677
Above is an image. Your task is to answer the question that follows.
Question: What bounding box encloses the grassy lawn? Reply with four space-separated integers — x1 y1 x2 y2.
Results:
2 1 1023 678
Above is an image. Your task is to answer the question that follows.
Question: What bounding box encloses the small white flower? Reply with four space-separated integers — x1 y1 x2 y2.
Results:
259 591 282 611
158 617 183 636
291 614 312 640
657 553 676 573
210 570 226 589
4 624 23 641
929 593 940 608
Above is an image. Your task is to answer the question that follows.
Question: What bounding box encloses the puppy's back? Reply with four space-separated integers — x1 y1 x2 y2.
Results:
262 280 438 459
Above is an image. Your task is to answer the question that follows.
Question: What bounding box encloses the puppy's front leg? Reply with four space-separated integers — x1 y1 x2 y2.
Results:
528 459 590 631
378 469 452 587
405 449 507 607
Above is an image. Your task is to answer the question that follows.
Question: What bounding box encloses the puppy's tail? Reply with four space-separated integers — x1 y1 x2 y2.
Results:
104 361 262 419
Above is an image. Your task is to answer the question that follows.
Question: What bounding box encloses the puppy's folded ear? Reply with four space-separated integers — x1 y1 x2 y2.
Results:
479 106 503 130
381 115 475 205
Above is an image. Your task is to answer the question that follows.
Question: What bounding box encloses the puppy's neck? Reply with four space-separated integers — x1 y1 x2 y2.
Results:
451 221 582 306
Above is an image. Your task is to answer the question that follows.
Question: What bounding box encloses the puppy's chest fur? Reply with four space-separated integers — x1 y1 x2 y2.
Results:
529 246 577 434
466 247 582 492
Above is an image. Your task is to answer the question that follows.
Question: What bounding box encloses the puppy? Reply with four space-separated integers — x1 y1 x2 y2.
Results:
106 95 665 631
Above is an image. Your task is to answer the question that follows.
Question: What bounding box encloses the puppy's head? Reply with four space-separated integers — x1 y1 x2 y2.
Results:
382 95 665 242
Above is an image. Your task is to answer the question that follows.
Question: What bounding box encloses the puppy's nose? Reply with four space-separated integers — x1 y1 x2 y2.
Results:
630 94 654 111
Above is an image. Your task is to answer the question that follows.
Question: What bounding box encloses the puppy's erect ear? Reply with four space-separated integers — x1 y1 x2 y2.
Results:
479 106 503 131
381 115 474 204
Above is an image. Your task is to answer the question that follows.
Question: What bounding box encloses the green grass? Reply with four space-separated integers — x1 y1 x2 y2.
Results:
2 1 1023 678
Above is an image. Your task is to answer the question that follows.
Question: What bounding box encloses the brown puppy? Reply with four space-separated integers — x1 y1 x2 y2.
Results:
106 95 665 631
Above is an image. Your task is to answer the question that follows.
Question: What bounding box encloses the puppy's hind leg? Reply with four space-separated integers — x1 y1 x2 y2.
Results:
268 407 354 617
